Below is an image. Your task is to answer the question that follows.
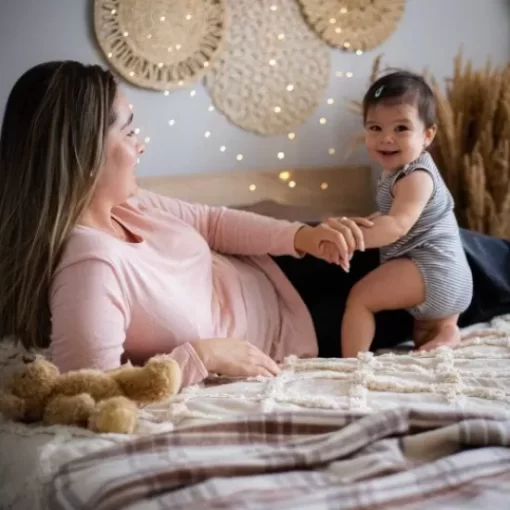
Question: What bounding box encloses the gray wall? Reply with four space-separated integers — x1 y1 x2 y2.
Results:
1 0 509 178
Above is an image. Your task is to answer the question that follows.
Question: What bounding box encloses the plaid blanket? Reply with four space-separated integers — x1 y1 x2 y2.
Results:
45 407 510 510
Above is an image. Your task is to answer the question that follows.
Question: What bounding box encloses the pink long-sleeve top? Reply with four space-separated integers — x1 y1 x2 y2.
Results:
49 189 318 387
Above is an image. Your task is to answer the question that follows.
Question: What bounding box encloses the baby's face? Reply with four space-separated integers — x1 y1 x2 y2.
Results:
364 102 436 173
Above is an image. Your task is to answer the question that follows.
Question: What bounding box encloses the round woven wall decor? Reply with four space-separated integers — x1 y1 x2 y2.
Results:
298 0 406 52
204 0 330 136
94 0 228 91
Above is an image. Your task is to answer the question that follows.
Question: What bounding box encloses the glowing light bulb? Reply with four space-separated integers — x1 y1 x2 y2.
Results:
158 62 164 68
129 71 135 77
164 90 169 96
288 180 296 188
236 154 243 161
185 14 192 20
203 61 209 67
269 59 276 66
178 80 184 86
327 98 334 105
277 152 285 160
128 104 133 109
286 84 294 91
335 27 342 34
319 117 327 125
270 4 277 11
249 184 257 191
111 9 116 14
107 52 113 58
147 34 152 39
190 90 196 97
160 16 166 21
168 120 175 126
274 106 282 113
204 131 211 138
208 105 215 112
144 137 150 143
288 132 295 140
123 31 129 37
220 145 226 152
346 71 353 78
343 41 351 49
135 128 141 134
329 18 336 24
279 171 290 181
278 33 285 40
340 7 348 14
328 148 336 155
356 49 363 55
321 182 329 190
176 44 182 50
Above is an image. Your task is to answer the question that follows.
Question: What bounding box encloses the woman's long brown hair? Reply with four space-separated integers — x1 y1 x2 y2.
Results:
0 61 117 349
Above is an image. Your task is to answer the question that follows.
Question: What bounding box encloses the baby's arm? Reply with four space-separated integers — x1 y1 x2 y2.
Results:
361 170 434 249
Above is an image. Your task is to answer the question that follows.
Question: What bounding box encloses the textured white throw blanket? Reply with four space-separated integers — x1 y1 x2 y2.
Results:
1 314 510 510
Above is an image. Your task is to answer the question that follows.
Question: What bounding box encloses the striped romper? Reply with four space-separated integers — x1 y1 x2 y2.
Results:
376 151 473 320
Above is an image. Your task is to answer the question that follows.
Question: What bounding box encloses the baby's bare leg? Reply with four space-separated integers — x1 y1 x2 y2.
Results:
341 258 425 358
413 315 461 351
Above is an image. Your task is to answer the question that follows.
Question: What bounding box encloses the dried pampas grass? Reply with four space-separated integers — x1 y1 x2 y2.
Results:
352 53 510 239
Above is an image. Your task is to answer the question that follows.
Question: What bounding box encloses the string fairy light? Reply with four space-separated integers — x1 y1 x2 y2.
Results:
279 171 290 181
249 184 257 191
288 180 296 188
208 105 215 112
204 131 211 137
288 132 295 140
144 136 151 143
328 148 336 155
168 120 175 126
277 152 285 160
236 154 243 161
220 145 226 152
327 98 334 105
321 182 329 190
190 90 196 97
319 117 327 125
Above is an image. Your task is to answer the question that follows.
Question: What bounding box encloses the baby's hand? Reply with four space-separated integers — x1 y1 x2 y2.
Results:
319 240 350 272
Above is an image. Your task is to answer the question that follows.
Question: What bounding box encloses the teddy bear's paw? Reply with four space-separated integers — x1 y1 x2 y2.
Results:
43 393 95 428
0 390 27 421
88 396 138 434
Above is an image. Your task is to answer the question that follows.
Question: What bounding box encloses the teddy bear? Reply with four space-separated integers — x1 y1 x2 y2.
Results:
0 354 182 434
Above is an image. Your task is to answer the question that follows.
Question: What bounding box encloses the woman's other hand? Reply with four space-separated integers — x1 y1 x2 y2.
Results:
192 338 281 378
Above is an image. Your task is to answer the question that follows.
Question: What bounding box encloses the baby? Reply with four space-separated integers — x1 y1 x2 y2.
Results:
339 70 473 357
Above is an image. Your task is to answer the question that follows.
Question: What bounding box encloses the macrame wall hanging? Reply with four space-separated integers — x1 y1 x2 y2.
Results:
298 0 406 53
204 0 330 136
93 0 228 91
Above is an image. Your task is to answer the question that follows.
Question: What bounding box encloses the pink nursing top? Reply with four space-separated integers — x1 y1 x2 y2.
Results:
49 189 317 387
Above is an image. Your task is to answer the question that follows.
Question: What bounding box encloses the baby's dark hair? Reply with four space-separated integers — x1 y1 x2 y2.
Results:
362 70 436 128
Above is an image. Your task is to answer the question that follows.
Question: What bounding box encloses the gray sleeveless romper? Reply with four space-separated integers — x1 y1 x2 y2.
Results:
376 151 473 320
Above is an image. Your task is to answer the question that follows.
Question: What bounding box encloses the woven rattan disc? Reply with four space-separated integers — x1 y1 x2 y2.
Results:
204 0 330 136
94 0 228 91
298 0 405 52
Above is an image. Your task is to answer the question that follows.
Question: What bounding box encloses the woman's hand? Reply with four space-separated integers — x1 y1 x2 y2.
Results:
192 338 281 378
294 219 373 271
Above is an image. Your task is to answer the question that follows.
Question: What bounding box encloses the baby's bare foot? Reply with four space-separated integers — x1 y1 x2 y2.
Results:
417 324 461 351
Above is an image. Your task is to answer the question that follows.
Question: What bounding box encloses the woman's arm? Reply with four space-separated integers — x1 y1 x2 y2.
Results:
50 259 208 388
134 189 303 257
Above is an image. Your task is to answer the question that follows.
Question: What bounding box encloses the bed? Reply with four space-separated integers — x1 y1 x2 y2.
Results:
1 166 510 510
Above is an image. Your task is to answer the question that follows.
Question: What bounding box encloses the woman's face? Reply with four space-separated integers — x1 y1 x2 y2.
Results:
92 91 144 208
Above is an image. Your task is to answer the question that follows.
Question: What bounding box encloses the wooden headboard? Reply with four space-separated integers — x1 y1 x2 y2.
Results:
137 165 375 221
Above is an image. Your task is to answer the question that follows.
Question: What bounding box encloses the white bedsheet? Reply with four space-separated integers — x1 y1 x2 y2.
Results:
1 314 510 510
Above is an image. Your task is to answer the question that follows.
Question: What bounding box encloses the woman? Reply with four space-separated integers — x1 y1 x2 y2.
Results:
1 61 509 388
